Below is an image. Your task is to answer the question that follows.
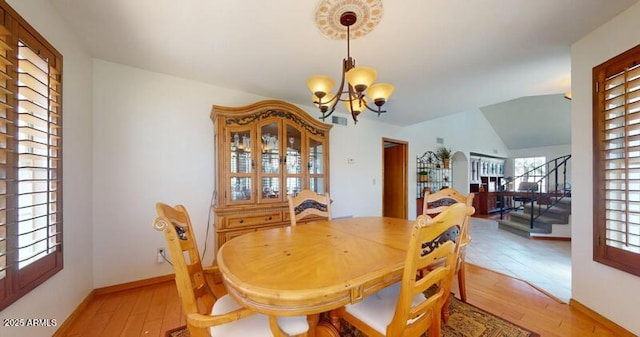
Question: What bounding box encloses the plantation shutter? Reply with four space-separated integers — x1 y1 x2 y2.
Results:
0 2 63 310
593 44 640 276
0 21 13 289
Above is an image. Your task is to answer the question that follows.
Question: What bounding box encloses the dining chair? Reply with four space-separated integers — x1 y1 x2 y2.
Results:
287 189 331 226
423 187 475 303
153 202 309 337
331 203 471 337
513 181 539 209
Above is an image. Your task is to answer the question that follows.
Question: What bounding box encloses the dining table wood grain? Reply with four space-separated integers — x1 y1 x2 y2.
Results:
216 216 417 335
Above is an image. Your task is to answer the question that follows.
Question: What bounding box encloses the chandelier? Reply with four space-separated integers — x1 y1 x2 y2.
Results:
307 10 394 124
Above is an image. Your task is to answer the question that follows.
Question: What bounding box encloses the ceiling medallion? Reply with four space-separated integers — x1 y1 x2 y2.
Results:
314 0 384 40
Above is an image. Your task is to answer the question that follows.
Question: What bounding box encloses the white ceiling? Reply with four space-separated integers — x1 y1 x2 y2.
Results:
49 0 638 129
480 94 571 149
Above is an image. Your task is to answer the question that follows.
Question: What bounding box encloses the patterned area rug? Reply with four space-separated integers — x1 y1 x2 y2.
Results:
165 297 539 337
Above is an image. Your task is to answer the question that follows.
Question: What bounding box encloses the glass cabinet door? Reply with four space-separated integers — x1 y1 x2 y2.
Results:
308 135 326 194
258 121 281 202
284 123 302 197
228 127 253 203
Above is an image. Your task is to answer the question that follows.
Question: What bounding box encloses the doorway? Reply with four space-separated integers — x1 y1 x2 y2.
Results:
382 138 408 219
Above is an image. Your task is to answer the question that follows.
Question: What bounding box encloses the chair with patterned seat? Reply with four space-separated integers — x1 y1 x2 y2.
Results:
423 187 475 303
330 203 472 337
154 202 309 337
287 189 331 226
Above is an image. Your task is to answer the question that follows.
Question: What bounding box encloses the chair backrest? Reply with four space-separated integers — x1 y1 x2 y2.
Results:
153 202 216 316
517 181 539 192
387 203 471 337
287 189 331 226
422 187 471 215
423 187 475 248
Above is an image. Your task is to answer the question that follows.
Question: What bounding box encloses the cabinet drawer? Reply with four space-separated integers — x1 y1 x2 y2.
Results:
223 228 256 242
217 223 286 250
227 212 282 229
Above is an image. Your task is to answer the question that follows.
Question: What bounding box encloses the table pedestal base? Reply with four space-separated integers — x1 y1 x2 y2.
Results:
315 321 340 337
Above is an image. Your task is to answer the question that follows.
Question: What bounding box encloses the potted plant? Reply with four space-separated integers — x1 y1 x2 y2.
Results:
436 147 452 169
418 170 430 182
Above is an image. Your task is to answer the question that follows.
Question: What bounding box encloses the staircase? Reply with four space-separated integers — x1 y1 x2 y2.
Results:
496 155 572 239
498 198 571 238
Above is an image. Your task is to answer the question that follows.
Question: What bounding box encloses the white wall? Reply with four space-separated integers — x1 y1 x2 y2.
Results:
92 60 267 286
0 1 94 337
571 2 640 334
328 117 402 218
397 109 510 217
91 60 399 287
91 59 514 286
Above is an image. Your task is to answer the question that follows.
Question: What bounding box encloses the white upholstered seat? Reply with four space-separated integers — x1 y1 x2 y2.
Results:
344 283 427 335
211 295 309 336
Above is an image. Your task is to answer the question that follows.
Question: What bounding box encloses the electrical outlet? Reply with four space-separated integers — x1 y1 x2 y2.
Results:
156 248 165 263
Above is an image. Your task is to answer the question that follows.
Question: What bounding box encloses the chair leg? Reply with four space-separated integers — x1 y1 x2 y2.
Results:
440 294 451 324
458 263 467 302
429 308 442 337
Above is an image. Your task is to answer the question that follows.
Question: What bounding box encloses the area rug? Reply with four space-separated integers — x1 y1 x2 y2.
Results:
340 296 538 337
165 297 539 337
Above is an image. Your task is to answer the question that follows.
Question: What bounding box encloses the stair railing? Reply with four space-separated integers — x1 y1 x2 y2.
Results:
498 155 571 228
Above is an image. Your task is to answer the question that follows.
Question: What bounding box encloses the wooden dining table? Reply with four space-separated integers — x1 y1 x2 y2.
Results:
216 216 416 336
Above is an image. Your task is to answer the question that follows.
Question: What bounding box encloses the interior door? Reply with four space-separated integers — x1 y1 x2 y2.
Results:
383 139 408 219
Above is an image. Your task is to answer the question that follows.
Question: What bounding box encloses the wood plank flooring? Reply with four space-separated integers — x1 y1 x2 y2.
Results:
457 264 626 337
62 281 187 337
56 263 627 337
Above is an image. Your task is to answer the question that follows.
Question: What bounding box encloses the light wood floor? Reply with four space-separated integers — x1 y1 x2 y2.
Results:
57 263 628 337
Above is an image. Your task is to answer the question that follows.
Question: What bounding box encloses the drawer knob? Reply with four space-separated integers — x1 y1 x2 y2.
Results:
239 220 244 224
267 217 272 221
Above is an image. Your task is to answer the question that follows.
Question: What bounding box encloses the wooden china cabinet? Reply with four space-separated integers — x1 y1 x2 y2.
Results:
211 100 332 251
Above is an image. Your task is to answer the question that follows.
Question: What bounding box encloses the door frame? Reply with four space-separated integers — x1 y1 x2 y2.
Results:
382 138 408 219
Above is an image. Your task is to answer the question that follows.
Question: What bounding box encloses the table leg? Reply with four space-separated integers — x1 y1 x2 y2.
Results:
307 311 340 337
315 321 339 337
330 309 343 331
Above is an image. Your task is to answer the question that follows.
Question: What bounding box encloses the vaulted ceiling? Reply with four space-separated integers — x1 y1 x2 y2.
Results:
49 0 636 140
480 94 571 149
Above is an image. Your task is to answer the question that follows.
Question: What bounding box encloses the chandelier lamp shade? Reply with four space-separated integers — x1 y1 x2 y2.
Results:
307 11 394 124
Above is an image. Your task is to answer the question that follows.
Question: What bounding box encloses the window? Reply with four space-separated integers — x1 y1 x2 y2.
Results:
0 2 63 310
593 44 640 277
514 156 546 192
